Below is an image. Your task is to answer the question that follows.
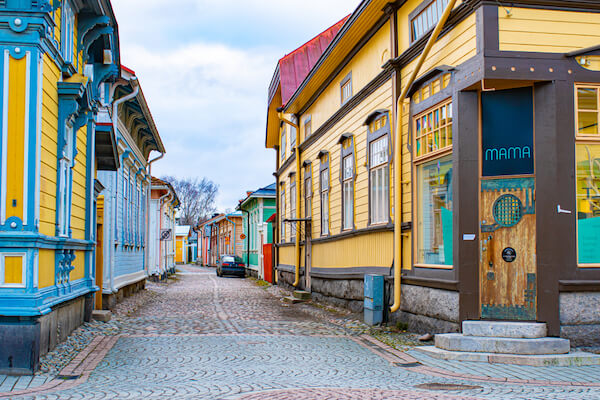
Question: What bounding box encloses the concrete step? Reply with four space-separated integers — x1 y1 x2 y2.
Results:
463 321 547 338
293 290 311 300
92 310 112 323
435 333 570 355
415 346 600 367
282 296 305 304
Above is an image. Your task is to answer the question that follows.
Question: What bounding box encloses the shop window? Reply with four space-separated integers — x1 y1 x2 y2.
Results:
415 154 453 267
411 0 450 42
576 86 599 137
414 100 452 159
575 143 600 266
340 72 353 105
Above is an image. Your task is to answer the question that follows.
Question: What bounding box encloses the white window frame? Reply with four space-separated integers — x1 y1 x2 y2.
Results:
58 123 74 237
305 174 312 219
321 169 329 235
289 117 297 153
369 136 389 225
281 127 286 161
280 187 286 242
0 253 27 288
61 0 75 64
290 182 296 240
342 155 354 230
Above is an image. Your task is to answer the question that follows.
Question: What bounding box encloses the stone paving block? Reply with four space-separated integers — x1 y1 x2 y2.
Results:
92 310 112 323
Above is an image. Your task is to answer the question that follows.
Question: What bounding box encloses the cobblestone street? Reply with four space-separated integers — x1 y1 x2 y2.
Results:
2 265 600 399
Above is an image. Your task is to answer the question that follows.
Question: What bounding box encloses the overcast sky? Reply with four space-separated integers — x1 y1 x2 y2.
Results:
111 0 358 211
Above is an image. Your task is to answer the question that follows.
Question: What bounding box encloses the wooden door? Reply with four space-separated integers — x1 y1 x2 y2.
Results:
479 87 536 320
95 196 104 310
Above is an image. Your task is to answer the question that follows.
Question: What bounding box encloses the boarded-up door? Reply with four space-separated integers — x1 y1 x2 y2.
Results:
480 87 536 320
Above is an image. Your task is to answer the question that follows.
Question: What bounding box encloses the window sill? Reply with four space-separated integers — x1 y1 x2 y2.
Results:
414 263 453 270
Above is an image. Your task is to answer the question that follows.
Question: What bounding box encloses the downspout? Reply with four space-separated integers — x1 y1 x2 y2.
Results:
390 0 458 313
278 112 301 287
109 78 140 293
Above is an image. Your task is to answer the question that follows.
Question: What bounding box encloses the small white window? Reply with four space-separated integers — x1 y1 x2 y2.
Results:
58 124 74 237
61 0 75 64
370 136 389 224
342 155 354 230
289 117 297 153
281 127 286 161
321 169 329 235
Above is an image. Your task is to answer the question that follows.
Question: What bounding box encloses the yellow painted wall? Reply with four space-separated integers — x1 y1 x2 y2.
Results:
303 22 391 137
5 55 27 221
312 231 393 268
71 250 85 281
71 125 87 240
38 249 55 288
40 54 59 237
499 8 600 53
279 245 295 266
4 255 23 285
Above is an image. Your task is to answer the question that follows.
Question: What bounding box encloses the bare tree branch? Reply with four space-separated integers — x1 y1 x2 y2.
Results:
161 176 219 226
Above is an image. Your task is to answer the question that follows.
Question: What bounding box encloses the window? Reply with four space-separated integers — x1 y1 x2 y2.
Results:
342 155 354 230
411 0 450 42
280 126 286 161
289 116 297 153
123 170 129 244
290 181 296 240
305 166 312 219
576 86 600 137
304 117 312 138
61 0 75 63
280 186 286 242
575 84 600 266
340 72 352 105
58 123 74 237
416 155 453 266
414 100 453 159
320 166 329 236
412 73 452 105
369 136 389 224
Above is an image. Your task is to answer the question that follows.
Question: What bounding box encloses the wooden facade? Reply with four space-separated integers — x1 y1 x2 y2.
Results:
266 0 600 344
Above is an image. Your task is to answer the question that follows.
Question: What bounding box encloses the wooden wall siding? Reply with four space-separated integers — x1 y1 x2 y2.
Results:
312 231 393 268
302 82 393 238
71 250 85 281
499 8 600 53
40 54 60 237
5 55 27 222
71 126 87 240
54 6 61 45
278 245 305 268
303 22 391 136
38 249 55 288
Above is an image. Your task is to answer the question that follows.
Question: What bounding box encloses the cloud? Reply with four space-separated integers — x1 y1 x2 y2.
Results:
110 0 360 210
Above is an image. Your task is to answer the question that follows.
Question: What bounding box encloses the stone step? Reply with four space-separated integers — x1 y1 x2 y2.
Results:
435 333 570 355
282 296 305 304
293 290 311 300
415 346 600 367
463 321 547 338
92 310 112 323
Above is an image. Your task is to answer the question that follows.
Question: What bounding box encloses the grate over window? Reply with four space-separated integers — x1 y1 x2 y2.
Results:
493 194 523 228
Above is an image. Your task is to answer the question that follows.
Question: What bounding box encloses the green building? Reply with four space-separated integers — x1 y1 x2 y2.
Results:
237 183 276 279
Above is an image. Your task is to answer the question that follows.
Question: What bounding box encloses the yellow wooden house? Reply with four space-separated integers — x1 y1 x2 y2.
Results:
0 0 122 374
266 0 600 346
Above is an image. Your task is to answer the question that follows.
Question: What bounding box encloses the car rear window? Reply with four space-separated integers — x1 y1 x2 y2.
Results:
223 256 235 262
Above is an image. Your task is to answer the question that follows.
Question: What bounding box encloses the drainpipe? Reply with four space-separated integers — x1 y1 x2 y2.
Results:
278 112 301 287
109 78 140 293
391 0 458 313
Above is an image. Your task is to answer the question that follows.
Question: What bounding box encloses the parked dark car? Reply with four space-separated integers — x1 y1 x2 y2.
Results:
216 255 245 277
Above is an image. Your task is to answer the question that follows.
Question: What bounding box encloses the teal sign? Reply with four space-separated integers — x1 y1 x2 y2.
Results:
482 87 534 177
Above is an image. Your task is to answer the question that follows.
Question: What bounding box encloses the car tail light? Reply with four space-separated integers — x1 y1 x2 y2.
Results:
223 262 231 266
239 263 245 267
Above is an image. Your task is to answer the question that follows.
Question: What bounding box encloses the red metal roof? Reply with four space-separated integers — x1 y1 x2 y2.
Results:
279 16 349 106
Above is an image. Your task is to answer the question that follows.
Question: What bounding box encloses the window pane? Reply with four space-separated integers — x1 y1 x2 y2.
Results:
579 111 599 135
343 155 353 180
576 143 600 264
416 155 453 266
578 88 598 111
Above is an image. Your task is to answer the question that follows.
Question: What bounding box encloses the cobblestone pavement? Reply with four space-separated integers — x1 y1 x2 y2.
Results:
3 265 600 399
